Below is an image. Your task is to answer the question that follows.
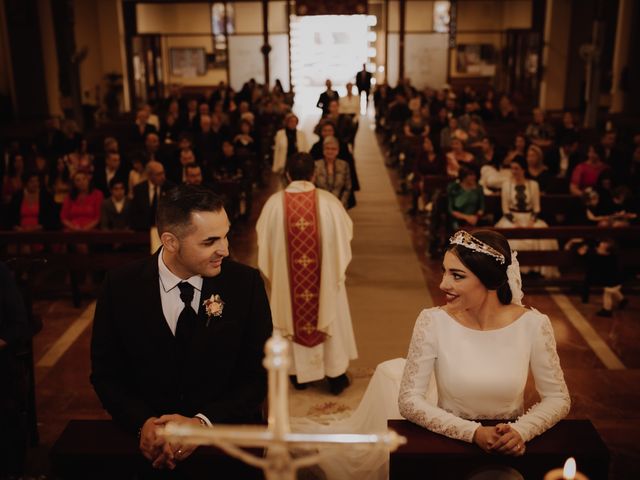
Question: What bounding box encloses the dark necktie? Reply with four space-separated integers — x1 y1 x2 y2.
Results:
175 282 197 346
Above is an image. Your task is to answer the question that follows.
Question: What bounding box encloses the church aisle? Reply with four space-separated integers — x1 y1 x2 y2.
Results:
346 117 434 369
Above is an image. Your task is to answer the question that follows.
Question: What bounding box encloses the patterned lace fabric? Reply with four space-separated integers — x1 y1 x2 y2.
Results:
398 307 570 444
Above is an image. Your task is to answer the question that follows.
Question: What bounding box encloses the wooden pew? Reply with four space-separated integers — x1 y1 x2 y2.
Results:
389 419 609 479
51 420 264 480
0 231 150 305
469 225 640 286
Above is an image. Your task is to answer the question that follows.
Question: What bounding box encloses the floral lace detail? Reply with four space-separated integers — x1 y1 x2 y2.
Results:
511 313 570 442
398 309 479 443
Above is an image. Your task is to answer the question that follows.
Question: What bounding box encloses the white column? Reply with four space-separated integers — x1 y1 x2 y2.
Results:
609 0 633 113
539 0 572 110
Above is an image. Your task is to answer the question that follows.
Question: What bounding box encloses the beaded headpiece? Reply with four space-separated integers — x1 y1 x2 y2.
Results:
448 230 506 264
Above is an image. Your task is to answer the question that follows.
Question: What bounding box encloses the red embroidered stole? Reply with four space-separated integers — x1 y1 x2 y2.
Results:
284 189 324 347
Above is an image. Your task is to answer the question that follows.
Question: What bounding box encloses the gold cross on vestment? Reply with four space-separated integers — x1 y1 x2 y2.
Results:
294 217 311 231
297 289 316 303
295 254 314 268
301 322 316 335
160 331 406 480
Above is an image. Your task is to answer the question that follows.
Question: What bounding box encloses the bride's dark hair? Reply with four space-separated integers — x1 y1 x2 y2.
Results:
447 229 513 305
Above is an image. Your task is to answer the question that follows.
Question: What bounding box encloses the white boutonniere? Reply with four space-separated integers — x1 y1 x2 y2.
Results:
203 294 224 326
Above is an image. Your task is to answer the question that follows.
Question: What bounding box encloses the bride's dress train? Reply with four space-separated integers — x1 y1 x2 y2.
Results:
291 358 438 480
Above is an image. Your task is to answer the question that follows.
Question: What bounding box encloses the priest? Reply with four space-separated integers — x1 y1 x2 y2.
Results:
256 152 357 394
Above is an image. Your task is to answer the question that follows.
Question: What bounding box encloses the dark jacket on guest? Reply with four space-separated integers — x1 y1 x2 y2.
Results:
7 189 60 230
100 197 132 230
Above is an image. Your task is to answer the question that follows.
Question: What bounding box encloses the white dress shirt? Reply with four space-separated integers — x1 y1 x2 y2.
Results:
157 250 212 426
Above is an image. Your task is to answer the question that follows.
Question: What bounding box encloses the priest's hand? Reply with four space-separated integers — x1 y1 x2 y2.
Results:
154 414 202 464
472 426 501 453
491 423 525 456
139 417 163 462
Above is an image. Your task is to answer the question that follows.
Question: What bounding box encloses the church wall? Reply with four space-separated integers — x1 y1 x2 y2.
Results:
137 3 211 34
405 1 433 32
161 35 227 88
234 2 262 34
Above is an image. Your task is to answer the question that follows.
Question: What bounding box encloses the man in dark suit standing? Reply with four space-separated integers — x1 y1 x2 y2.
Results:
130 161 175 231
93 151 128 198
316 79 339 115
91 184 273 470
355 63 372 107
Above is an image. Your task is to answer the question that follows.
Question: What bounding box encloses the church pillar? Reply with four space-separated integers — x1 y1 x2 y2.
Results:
2 0 49 119
609 0 633 113
261 0 270 87
398 0 405 80
538 0 571 111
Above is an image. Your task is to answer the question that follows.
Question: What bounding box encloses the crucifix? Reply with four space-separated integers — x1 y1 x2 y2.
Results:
160 331 406 480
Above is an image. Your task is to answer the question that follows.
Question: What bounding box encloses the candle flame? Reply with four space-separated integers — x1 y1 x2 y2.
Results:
563 457 577 479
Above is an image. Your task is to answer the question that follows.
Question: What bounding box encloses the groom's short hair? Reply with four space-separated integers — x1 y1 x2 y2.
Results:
157 184 225 237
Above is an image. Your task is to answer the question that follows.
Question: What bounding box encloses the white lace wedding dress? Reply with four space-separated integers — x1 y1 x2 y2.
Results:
291 307 570 480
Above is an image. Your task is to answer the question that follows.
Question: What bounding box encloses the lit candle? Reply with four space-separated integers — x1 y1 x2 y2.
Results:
543 457 589 480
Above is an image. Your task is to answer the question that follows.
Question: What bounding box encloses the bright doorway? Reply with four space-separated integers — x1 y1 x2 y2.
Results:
290 15 374 118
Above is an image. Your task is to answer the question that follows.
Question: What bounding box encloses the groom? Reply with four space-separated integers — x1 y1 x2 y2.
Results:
91 184 272 470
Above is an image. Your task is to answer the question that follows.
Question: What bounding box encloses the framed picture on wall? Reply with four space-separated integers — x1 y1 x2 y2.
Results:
454 44 496 76
169 48 207 77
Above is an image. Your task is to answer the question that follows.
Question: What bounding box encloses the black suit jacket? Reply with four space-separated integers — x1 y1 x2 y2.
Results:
316 90 339 114
129 181 176 231
90 255 273 434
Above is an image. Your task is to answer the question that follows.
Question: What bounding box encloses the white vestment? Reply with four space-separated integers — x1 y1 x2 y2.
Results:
256 181 358 382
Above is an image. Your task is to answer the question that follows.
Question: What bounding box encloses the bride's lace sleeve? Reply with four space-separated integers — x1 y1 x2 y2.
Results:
398 309 481 443
510 313 570 442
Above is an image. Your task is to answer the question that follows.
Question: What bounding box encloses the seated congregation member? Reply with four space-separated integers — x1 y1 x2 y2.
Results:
546 133 582 181
93 151 127 198
183 163 206 187
447 167 484 231
446 138 475 178
526 144 553 193
91 185 272 470
165 148 197 185
233 119 258 157
8 172 59 231
478 137 510 194
570 144 610 196
60 169 103 232
1 153 25 204
555 111 580 145
130 161 175 232
399 230 570 453
131 108 158 147
257 153 356 394
410 137 446 214
50 157 71 207
314 136 352 209
99 178 131 230
63 138 93 177
525 107 554 148
273 113 308 174
496 155 559 278
310 120 359 197
128 156 147 197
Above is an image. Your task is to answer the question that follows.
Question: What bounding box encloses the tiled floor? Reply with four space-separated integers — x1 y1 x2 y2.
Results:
21 116 640 479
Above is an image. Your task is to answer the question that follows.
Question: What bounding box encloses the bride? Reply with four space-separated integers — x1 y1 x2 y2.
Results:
292 229 570 479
